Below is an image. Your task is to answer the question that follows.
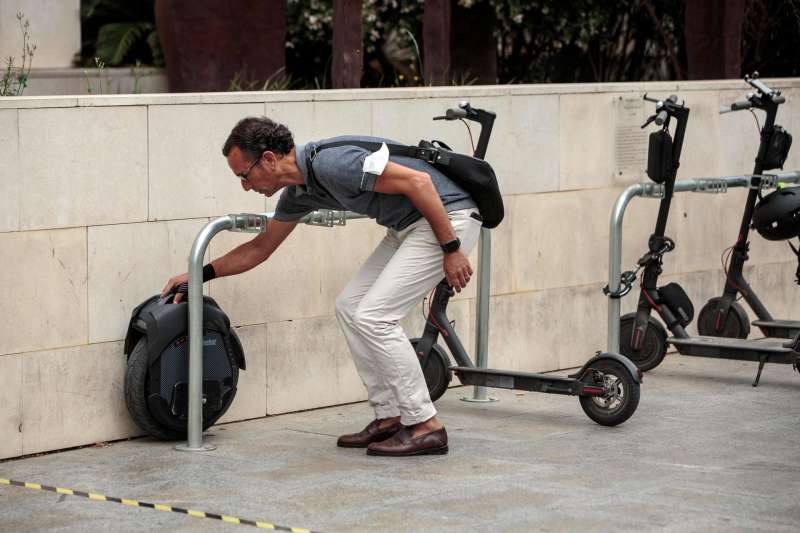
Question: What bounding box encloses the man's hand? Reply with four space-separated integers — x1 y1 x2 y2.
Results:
161 273 188 303
444 250 473 292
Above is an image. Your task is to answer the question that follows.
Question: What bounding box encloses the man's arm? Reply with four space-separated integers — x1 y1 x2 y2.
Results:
162 218 299 301
372 161 473 292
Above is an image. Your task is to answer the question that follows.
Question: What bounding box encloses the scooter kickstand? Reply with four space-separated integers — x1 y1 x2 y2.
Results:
752 356 767 387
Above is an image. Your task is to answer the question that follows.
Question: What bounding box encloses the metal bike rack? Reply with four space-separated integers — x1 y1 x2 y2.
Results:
606 170 800 355
177 210 495 451
176 209 366 452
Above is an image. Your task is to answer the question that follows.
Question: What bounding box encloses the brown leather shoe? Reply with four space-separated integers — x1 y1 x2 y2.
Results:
337 419 402 448
366 426 448 456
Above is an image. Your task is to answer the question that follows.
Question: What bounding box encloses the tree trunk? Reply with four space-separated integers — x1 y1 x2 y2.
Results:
685 0 745 79
332 0 363 88
154 0 286 92
423 0 451 86
450 0 497 85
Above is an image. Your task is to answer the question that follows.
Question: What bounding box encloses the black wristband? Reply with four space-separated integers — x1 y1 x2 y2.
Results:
202 263 216 282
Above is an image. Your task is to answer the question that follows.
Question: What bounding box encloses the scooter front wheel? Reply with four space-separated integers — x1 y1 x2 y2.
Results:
409 338 452 402
619 313 668 371
697 297 750 339
578 359 640 426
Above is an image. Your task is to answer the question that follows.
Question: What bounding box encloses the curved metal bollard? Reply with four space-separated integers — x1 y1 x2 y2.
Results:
176 210 367 452
606 171 800 354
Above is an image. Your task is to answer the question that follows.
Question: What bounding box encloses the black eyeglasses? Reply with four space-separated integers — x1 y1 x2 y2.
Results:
237 152 264 182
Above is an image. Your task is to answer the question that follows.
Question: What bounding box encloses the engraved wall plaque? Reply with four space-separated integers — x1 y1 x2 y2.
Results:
614 96 648 183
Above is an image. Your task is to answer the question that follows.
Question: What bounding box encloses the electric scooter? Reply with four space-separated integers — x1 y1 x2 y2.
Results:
696 74 799 340
617 94 800 386
412 103 641 426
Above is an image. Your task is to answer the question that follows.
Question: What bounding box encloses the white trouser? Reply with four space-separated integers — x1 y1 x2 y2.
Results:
335 208 483 426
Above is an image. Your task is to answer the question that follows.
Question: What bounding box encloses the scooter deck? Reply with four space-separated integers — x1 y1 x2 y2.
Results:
451 366 579 395
752 319 800 339
668 335 798 363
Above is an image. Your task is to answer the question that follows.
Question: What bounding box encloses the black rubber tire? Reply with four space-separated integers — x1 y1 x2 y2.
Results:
697 297 750 339
409 338 452 402
619 313 668 372
579 359 640 427
124 337 237 440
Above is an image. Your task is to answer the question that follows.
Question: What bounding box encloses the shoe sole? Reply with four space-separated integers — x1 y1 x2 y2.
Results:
337 442 369 448
366 445 448 457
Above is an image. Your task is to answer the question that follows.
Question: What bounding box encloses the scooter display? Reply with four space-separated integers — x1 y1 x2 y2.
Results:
413 103 641 426
617 93 800 386
696 74 798 340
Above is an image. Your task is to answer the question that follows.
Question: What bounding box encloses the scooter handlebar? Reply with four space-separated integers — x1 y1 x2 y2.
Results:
746 73 775 97
720 100 753 114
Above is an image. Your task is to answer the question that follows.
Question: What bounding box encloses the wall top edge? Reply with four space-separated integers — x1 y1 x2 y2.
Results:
0 78 798 109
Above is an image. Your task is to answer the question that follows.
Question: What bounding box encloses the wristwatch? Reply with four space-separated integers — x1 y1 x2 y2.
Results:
440 238 461 254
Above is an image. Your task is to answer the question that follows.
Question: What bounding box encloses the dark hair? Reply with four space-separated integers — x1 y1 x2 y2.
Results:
222 117 295 159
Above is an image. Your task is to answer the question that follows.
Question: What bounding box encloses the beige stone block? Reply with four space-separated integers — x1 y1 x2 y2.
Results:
0 228 86 355
482 208 514 296
265 99 373 143
511 189 623 292
148 103 266 221
463 95 513 190
783 88 800 171
676 91 721 179
506 95 560 194
21 342 138 455
718 89 761 176
266 315 365 414
370 97 482 153
208 220 385 326
0 1 80 69
0 354 22 459
743 261 799 322
0 109 19 232
87 219 210 344
559 93 615 191
218 324 267 423
670 193 729 274
0 96 78 109
18 106 147 230
488 284 608 373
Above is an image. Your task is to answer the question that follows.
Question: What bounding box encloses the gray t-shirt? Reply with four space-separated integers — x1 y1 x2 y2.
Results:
273 135 476 230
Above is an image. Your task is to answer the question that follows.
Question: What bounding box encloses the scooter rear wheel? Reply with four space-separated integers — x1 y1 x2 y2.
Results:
697 297 750 339
409 338 452 402
579 359 640 426
619 313 668 371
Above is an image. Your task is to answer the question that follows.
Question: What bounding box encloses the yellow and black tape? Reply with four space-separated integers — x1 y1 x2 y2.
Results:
1 477 318 532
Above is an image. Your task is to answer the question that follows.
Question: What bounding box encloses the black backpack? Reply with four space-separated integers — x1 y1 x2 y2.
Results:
308 139 504 229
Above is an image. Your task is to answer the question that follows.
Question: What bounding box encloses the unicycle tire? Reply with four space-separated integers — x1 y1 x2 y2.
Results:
409 338 452 402
697 297 750 339
619 313 668 371
125 337 235 440
579 359 640 426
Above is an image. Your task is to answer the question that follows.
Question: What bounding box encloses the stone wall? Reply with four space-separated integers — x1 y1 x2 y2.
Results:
0 0 80 69
1 80 799 458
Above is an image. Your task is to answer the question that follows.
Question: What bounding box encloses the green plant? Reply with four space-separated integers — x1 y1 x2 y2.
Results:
130 60 143 94
80 0 163 67
227 67 297 92
83 56 112 94
1 12 36 96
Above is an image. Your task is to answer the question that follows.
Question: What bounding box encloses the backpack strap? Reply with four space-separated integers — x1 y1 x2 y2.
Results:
310 140 441 164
